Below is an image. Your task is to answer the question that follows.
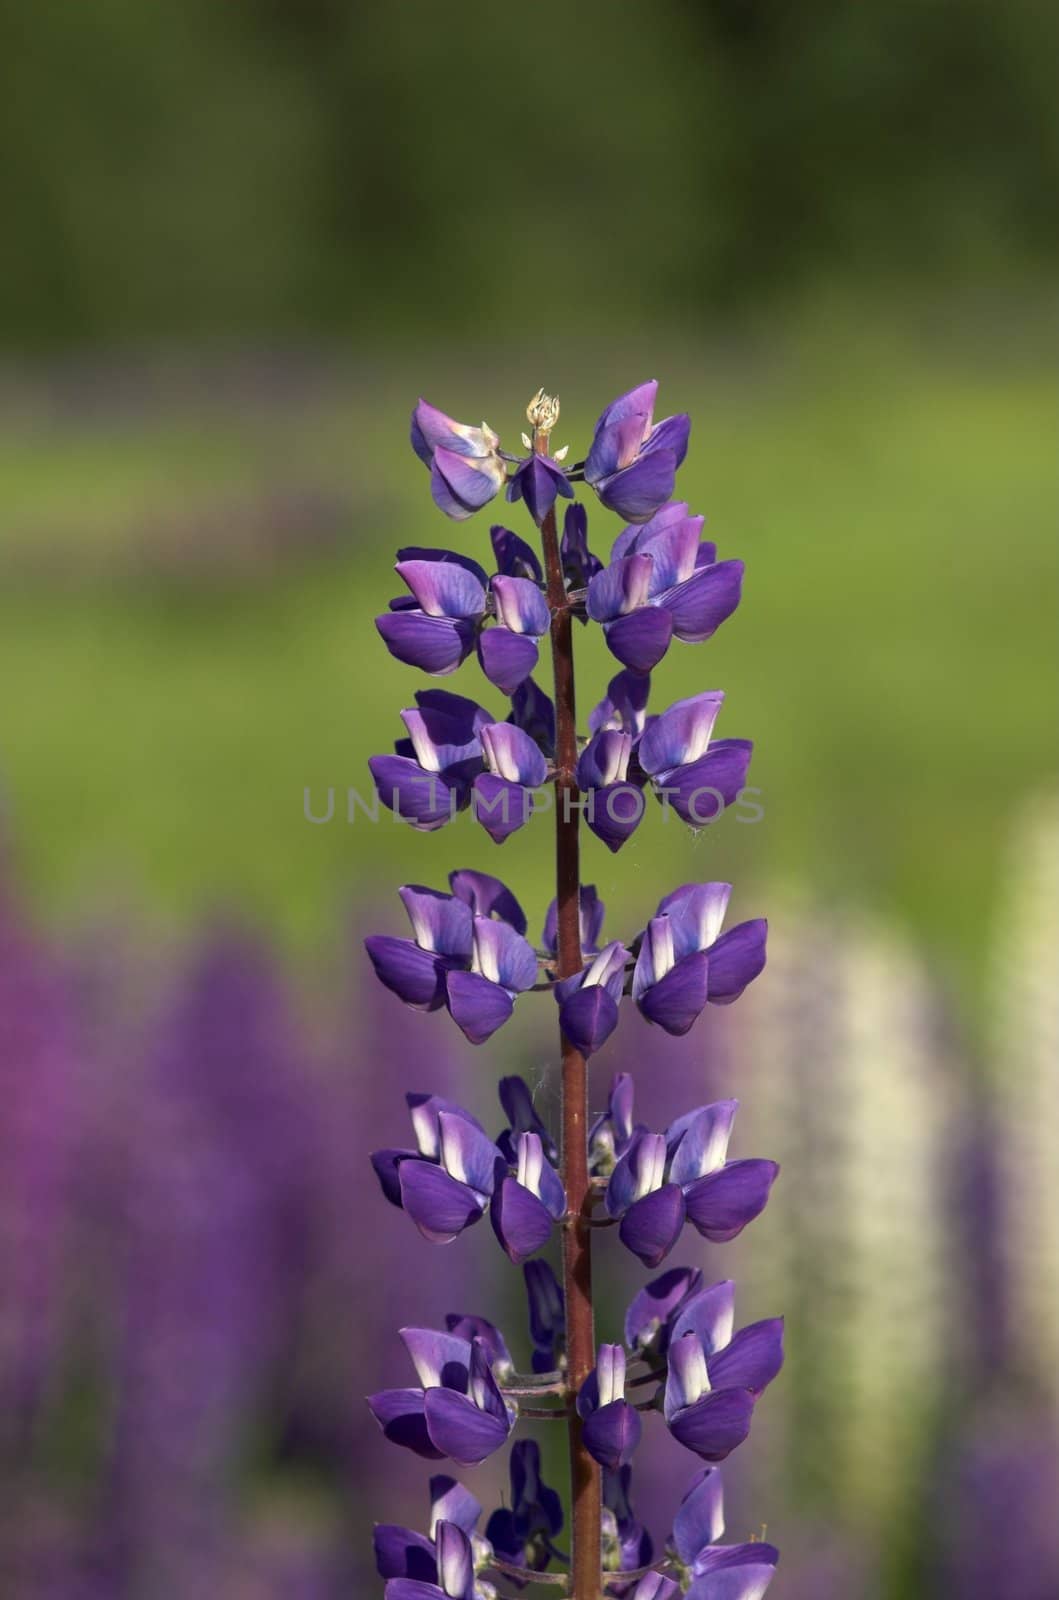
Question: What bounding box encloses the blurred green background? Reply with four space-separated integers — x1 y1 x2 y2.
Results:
1 2 1057 1596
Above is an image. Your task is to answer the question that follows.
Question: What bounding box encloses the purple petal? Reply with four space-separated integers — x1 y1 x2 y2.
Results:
582 1399 642 1470
559 985 620 1058
706 920 768 1004
588 668 652 739
400 1326 472 1391
646 412 690 467
423 1389 510 1466
472 915 538 993
506 454 573 522
707 1319 785 1397
619 1185 687 1268
399 1162 485 1243
687 1544 779 1600
480 722 548 788
448 868 527 933
672 1281 737 1355
432 445 505 519
659 741 753 828
445 970 514 1044
639 692 725 777
585 783 645 852
490 1176 556 1264
397 558 487 620
577 728 632 790
668 1388 756 1462
384 1580 446 1600
436 1522 475 1599
598 450 677 523
371 1146 418 1207
399 885 474 960
444 1316 513 1376
365 935 449 1011
438 1110 504 1194
604 607 674 672
429 1475 483 1536
471 775 533 845
370 755 464 831
624 1266 704 1353
374 1524 437 1582
684 1160 779 1243
498 1075 557 1160
396 544 491 585
478 628 539 695
491 574 550 637
368 1389 442 1458
662 560 744 644
657 882 732 959
561 500 602 586
508 676 556 754
596 380 658 432
668 1101 739 1186
491 523 543 582
585 412 650 483
671 1467 725 1566
638 951 711 1036
411 401 497 463
377 611 477 676
586 553 655 623
631 1575 681 1600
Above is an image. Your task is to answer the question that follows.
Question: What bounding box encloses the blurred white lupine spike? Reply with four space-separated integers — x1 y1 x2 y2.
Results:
992 792 1059 1403
728 896 961 1534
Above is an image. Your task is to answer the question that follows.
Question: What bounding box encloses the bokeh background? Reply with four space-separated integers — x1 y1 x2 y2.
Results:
1 2 1057 1596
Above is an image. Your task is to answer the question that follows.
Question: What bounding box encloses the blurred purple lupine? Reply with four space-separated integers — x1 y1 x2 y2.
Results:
0 882 79 1463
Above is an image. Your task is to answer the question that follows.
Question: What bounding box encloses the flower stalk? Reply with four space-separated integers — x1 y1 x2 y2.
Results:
538 464 603 1590
366 382 783 1600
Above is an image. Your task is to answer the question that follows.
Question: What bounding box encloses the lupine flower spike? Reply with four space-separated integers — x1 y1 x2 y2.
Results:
363 383 784 1593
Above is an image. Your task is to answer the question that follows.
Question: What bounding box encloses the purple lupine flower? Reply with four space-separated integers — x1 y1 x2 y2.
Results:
602 1464 654 1575
368 1326 516 1466
374 1474 484 1583
576 725 646 852
577 1344 643 1470
507 675 556 757
586 501 744 673
375 529 552 694
370 689 489 829
485 1439 564 1579
554 939 630 1057
497 1074 559 1166
523 1259 565 1373
605 1093 777 1268
632 882 767 1035
480 570 551 694
560 501 604 592
372 1079 564 1260
384 1521 479 1600
365 873 537 1043
668 1463 779 1598
371 1093 504 1243
588 1069 640 1174
0 887 78 1458
507 450 574 524
542 886 630 1055
472 720 549 843
376 551 490 676
490 1131 567 1263
638 691 753 830
411 400 507 521
584 382 690 523
625 1267 705 1365
662 1281 783 1462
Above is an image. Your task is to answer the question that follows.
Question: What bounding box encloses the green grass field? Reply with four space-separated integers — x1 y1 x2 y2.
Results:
2 312 1055 1025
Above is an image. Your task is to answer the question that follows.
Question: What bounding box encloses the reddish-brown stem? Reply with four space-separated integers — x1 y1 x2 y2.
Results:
537 450 601 1596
